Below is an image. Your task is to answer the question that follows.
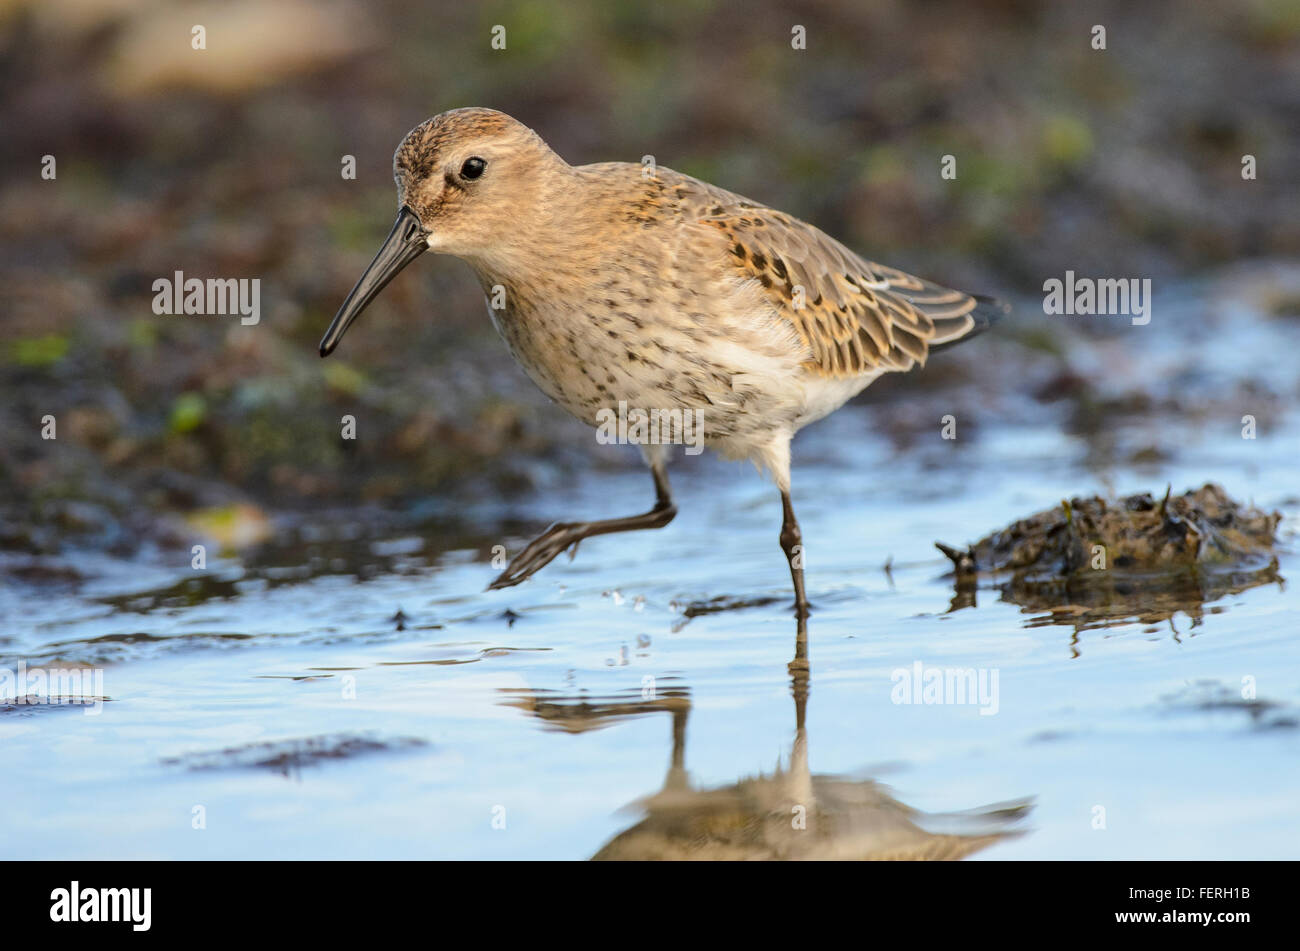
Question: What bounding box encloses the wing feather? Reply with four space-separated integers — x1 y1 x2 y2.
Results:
669 172 1000 378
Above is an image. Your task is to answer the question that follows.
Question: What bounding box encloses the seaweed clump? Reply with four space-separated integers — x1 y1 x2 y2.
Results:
937 484 1283 629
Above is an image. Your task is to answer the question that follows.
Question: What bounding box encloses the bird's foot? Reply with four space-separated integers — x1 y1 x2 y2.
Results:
487 522 588 590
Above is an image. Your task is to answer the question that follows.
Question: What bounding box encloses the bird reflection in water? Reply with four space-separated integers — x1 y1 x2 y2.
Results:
501 615 1033 860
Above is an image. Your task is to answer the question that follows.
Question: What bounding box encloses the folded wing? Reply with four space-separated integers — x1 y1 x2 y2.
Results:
675 174 1001 379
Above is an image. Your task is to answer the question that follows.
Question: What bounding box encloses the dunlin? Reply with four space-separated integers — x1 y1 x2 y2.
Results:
320 108 1005 614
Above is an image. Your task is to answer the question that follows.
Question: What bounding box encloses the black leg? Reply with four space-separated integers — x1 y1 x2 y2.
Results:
780 489 810 618
788 612 810 675
488 460 676 590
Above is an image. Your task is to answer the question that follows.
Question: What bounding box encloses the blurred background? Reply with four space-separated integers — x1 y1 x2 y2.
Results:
1 0 1297 553
4 0 1300 864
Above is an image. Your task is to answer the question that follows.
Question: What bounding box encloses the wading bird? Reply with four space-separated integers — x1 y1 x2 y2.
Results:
320 108 1004 615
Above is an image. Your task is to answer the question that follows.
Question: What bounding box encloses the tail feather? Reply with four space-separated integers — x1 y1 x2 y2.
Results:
929 294 1008 355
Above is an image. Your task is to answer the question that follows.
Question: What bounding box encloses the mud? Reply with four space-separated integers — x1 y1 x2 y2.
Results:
938 484 1283 628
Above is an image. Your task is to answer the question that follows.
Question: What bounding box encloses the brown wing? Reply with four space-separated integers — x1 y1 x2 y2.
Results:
672 174 999 378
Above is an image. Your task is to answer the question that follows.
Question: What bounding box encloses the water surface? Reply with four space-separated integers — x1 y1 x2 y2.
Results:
4 272 1298 859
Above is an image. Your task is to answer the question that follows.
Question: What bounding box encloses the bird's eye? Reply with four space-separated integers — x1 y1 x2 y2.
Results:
460 157 487 180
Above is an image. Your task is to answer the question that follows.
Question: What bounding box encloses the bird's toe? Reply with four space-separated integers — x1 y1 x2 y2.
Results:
486 523 586 590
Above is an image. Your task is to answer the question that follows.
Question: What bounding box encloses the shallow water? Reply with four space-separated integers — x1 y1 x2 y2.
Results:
4 272 1299 859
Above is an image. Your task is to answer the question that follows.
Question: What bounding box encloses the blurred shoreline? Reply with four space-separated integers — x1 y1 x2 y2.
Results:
2 0 1297 563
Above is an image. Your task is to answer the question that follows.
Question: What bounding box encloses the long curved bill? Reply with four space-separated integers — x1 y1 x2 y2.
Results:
319 206 428 357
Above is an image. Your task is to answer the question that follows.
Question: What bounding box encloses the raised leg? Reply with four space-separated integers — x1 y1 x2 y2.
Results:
488 457 676 590
780 489 811 618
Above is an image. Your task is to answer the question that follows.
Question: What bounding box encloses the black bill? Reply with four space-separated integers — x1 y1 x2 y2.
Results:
319 205 428 357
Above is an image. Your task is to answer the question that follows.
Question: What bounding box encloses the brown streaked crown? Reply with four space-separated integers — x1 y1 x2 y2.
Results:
393 108 537 186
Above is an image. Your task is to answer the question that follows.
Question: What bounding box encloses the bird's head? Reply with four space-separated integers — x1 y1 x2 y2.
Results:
320 107 562 357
